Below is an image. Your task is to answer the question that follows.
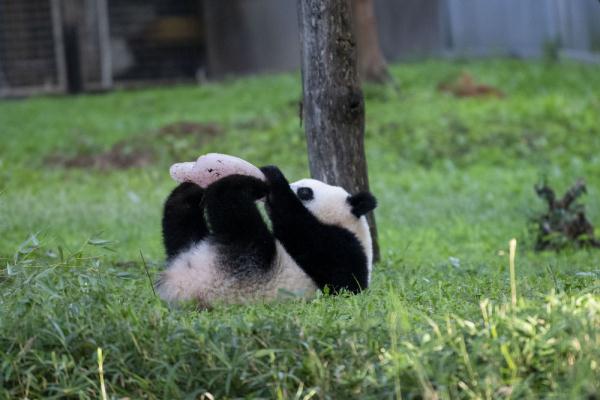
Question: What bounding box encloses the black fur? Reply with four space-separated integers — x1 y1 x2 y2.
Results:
162 176 276 273
162 182 209 259
296 187 314 201
347 192 377 218
203 175 275 273
161 167 375 295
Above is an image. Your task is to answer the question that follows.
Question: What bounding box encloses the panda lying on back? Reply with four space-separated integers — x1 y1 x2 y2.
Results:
157 165 377 307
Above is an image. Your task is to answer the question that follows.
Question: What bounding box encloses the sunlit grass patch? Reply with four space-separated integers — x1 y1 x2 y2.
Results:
1 240 598 398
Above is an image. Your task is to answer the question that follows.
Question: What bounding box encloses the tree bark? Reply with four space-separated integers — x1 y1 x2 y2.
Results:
352 0 391 84
297 0 380 262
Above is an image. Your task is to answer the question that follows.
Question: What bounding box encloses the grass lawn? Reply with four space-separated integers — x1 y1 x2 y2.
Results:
1 60 599 399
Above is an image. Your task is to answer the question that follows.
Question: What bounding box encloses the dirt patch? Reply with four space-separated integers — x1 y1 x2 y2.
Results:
533 179 600 251
233 117 275 131
438 72 504 98
45 137 157 170
157 121 223 138
45 121 223 170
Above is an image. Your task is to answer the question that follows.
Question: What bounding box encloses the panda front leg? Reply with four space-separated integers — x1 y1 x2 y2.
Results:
162 182 210 259
203 175 276 269
260 165 369 294
260 165 310 217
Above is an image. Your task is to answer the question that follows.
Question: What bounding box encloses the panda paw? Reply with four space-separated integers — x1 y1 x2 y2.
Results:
260 165 289 187
209 174 269 200
167 181 205 207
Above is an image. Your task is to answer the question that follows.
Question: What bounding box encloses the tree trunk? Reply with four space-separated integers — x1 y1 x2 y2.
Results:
297 0 380 262
352 0 391 83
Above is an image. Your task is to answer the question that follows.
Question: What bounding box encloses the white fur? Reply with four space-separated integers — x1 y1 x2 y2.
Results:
156 241 223 305
157 240 318 306
260 241 319 298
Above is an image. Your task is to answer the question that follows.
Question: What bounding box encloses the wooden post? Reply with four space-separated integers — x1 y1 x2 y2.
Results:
96 0 113 89
297 0 380 262
50 0 67 93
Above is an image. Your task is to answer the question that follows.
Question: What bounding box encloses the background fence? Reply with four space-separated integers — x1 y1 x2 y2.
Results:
0 0 599 97
0 0 66 97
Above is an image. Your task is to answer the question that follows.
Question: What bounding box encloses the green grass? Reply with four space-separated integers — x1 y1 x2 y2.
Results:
1 59 600 399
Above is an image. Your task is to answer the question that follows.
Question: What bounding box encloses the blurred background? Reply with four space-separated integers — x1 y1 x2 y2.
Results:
1 0 599 98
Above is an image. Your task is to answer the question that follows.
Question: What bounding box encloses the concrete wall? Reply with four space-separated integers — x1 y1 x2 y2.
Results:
445 0 600 59
209 0 600 73
375 0 444 60
204 0 299 78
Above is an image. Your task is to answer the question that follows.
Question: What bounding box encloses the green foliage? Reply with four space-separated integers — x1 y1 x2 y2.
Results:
1 60 600 398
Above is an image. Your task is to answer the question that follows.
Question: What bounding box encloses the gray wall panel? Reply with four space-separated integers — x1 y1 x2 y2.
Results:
445 0 599 57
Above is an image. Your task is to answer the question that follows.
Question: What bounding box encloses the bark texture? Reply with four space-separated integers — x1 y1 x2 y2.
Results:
352 0 391 83
297 0 380 262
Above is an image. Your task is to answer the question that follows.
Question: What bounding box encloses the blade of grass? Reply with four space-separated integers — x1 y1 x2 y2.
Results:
509 238 517 308
140 250 156 297
97 347 108 400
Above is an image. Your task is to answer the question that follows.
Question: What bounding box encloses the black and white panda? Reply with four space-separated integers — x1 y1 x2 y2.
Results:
156 165 377 307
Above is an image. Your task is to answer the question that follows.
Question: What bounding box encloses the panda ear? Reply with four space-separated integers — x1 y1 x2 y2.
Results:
347 192 377 218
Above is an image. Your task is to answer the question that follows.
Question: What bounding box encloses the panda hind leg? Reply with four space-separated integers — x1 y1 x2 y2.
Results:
203 174 276 271
162 182 210 259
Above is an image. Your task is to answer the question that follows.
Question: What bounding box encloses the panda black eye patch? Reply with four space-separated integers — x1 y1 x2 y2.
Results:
297 187 314 201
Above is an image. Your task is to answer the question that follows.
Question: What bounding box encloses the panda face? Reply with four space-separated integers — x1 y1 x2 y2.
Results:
290 178 377 272
290 179 356 227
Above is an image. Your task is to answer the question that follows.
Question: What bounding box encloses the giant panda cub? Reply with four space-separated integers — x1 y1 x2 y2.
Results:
157 165 377 307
